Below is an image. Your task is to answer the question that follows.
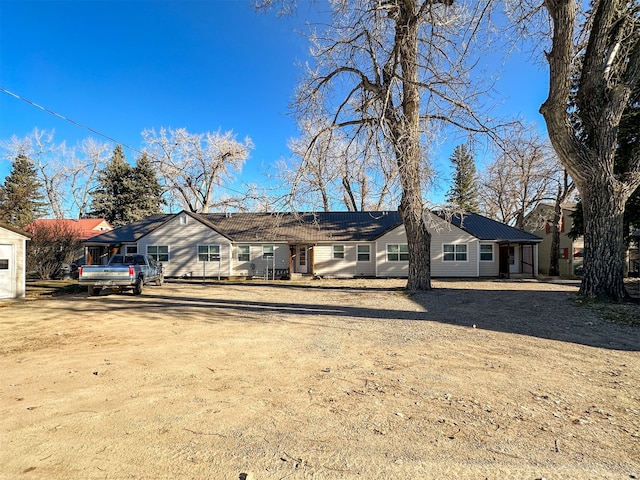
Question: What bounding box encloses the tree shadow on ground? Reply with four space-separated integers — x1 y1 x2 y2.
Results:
69 283 640 352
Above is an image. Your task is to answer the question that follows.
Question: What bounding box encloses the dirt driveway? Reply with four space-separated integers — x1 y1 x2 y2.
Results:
1 279 638 479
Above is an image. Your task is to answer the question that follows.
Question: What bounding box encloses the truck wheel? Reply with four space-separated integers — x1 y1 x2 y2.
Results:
133 278 143 295
88 286 100 296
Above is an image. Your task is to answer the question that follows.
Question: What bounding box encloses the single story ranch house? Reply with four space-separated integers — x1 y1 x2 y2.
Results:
83 210 542 279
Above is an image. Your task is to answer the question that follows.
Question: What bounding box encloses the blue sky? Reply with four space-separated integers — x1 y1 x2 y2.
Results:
0 0 549 205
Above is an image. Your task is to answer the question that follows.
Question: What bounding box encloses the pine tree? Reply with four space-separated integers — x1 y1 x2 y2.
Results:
445 144 479 213
89 145 136 227
132 153 165 218
0 155 47 227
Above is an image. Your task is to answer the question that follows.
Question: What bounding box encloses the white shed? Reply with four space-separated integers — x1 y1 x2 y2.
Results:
0 224 30 299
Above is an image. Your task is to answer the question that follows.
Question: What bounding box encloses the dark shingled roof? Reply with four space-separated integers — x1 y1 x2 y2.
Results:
443 212 542 243
85 211 404 244
84 214 174 244
85 210 541 245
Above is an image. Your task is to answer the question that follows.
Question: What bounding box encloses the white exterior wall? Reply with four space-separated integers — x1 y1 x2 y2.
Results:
313 242 376 277
137 213 232 278
0 228 28 299
426 213 479 277
231 244 289 277
478 242 499 277
375 225 409 277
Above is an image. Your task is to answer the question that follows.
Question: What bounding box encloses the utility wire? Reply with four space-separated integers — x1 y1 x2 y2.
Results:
0 86 141 154
0 86 253 198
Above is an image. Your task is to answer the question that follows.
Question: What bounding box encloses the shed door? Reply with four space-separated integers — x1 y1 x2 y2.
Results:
0 244 14 298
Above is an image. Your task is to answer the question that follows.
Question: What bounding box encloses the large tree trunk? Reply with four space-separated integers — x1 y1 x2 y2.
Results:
394 1 431 292
580 177 628 299
540 0 639 300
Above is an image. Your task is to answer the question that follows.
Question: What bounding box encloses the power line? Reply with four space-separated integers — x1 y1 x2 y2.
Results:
0 86 253 198
0 86 141 155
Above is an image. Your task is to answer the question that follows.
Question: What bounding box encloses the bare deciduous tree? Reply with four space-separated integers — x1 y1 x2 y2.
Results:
479 124 558 229
540 0 640 299
142 128 253 213
70 138 110 218
1 128 67 218
259 0 498 291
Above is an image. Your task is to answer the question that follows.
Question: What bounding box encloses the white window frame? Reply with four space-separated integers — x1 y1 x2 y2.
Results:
333 245 345 259
386 244 409 262
198 244 221 262
147 245 169 263
357 244 371 262
443 243 468 262
237 245 250 262
479 243 494 262
262 245 274 259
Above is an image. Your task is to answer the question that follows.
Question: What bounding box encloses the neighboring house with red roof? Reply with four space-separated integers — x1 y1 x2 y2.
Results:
27 218 113 241
26 218 113 267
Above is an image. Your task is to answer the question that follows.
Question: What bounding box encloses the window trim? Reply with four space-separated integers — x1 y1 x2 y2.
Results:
198 244 221 262
147 245 169 263
262 245 274 259
332 244 345 260
357 244 371 262
386 243 409 262
443 243 468 262
479 243 494 262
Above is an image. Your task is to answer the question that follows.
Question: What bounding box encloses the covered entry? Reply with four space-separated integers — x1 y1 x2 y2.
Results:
290 244 314 275
499 243 537 279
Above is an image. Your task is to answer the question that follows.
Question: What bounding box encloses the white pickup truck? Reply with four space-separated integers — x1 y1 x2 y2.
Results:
78 254 164 296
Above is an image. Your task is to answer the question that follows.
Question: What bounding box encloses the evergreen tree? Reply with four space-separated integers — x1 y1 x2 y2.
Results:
89 145 136 227
445 145 479 213
132 153 165 218
0 155 47 227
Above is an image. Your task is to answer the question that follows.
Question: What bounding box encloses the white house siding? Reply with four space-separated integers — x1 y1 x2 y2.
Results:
313 243 376 277
478 243 499 277
231 244 289 277
0 227 28 299
375 225 409 277
425 213 479 277
137 214 232 278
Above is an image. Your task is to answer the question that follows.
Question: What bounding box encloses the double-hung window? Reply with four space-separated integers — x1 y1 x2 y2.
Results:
333 245 345 259
262 245 274 259
357 244 371 262
443 244 468 262
387 244 409 261
147 245 169 263
198 245 220 262
237 245 250 262
480 244 494 261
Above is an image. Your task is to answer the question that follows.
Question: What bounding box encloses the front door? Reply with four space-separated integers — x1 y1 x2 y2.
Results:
296 245 308 274
0 244 14 298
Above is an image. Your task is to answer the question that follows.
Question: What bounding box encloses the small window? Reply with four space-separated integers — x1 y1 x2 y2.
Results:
125 245 138 254
480 244 493 261
0 259 8 270
443 244 467 262
387 244 409 262
180 215 188 225
333 245 345 259
357 244 370 262
238 245 250 262
262 245 274 259
147 245 169 262
199 245 220 262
